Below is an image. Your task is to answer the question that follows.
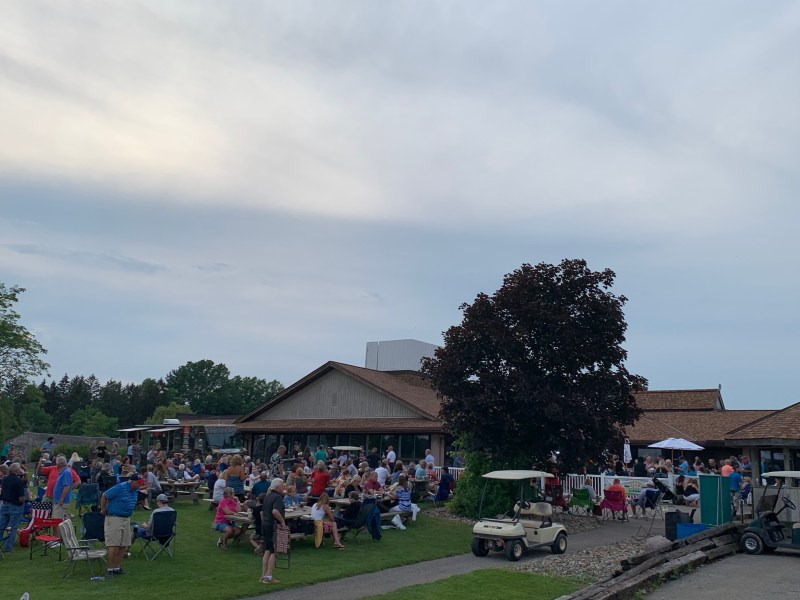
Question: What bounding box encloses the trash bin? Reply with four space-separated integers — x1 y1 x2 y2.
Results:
665 510 692 541
677 523 710 539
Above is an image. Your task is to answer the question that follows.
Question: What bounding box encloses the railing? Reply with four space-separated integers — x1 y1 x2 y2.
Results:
433 466 465 482
563 473 677 498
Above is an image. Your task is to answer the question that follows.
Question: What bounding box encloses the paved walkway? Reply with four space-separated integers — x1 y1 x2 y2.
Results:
245 517 644 600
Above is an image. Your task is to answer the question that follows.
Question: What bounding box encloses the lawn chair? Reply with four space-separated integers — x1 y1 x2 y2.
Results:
17 501 52 549
28 514 64 560
274 524 291 569
545 480 569 513
82 511 105 542
341 503 382 541
635 491 664 539
600 489 628 521
568 488 595 516
76 483 100 516
58 519 107 578
137 510 177 560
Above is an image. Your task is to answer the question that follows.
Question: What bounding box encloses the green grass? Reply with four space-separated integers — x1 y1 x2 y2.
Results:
4 503 473 599
365 569 583 600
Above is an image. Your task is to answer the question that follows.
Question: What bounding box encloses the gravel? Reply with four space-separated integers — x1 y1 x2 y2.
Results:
511 535 647 582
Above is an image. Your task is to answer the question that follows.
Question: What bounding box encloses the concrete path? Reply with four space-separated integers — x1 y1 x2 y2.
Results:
246 517 643 600
647 551 800 599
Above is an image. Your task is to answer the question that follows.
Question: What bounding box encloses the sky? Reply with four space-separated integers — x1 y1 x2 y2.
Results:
1 1 799 411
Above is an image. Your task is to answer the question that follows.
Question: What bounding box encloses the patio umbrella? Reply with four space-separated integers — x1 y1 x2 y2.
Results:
623 438 632 465
647 438 704 451
647 437 704 461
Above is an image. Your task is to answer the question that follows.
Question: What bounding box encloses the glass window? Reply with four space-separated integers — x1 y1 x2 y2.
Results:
348 434 365 449
318 435 331 449
381 435 398 457
399 435 414 461
415 435 431 460
306 435 319 450
367 435 381 454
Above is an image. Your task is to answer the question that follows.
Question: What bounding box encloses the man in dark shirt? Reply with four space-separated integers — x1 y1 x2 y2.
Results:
367 447 380 470
260 478 286 585
0 463 27 552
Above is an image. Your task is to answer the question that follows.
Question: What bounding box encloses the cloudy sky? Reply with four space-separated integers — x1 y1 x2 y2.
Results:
2 1 798 410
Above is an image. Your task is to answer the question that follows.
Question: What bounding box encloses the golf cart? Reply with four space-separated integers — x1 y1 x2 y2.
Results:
471 470 567 561
740 470 800 555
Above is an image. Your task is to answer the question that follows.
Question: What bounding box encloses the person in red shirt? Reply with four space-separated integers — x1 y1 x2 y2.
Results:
39 454 80 501
309 464 330 498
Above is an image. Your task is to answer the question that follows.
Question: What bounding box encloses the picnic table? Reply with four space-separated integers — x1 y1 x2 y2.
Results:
160 480 201 505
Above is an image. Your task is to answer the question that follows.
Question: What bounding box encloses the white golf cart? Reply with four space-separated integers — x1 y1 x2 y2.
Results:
740 470 800 555
471 470 568 561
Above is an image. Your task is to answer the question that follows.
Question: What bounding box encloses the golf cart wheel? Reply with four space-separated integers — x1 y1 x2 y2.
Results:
551 532 567 555
740 533 764 555
471 537 490 557
505 539 524 562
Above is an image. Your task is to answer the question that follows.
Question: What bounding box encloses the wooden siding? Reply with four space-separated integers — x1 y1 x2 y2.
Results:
256 370 422 420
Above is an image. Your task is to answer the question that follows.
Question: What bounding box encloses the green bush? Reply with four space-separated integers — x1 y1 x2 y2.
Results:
52 442 90 462
28 447 41 463
450 450 541 519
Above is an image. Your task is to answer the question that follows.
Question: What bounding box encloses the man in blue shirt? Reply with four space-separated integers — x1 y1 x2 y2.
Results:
677 456 690 475
101 473 142 576
53 456 73 520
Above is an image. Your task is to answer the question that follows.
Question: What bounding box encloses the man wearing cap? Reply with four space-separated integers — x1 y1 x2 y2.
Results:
630 481 659 518
134 494 174 538
101 473 142 576
260 478 287 585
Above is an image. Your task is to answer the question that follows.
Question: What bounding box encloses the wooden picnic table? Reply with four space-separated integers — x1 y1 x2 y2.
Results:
160 480 201 504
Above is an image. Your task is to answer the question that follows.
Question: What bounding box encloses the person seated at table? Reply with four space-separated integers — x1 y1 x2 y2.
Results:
134 493 175 538
251 471 270 498
177 463 200 483
247 496 264 555
283 485 303 508
391 461 405 485
214 487 243 549
674 475 687 502
425 462 438 480
309 463 330 499
363 472 382 495
335 491 362 529
224 455 247 500
311 493 345 549
407 462 417 479
683 478 700 506
388 475 412 514
344 475 362 497
435 466 454 501
212 474 228 503
328 462 340 480
154 461 169 480
294 470 309 500
333 471 351 498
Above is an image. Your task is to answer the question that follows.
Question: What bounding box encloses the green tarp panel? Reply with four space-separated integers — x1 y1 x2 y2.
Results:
699 473 732 525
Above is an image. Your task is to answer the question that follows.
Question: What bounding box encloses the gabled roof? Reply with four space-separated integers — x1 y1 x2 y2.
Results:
625 410 773 445
633 389 724 411
236 361 440 423
725 401 800 442
236 417 442 433
176 414 239 426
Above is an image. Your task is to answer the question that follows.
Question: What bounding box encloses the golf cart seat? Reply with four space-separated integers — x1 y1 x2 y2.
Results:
515 502 553 528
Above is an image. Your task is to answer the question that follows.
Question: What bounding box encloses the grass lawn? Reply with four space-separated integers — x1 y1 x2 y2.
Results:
365 569 584 600
4 502 473 600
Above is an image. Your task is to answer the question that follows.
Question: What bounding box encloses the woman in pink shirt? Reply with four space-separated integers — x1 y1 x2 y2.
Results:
214 487 242 549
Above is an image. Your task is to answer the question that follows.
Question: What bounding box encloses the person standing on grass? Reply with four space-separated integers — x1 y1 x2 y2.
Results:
0 463 26 553
101 473 142 576
52 456 74 520
260 478 287 585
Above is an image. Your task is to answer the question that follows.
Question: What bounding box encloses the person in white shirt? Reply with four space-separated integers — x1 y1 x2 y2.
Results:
375 461 390 487
424 449 435 466
212 476 227 502
386 446 397 469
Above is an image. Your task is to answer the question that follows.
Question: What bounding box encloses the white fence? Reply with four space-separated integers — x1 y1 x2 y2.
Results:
563 473 678 498
433 466 465 482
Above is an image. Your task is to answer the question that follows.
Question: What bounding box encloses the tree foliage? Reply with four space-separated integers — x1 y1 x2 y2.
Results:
0 283 49 387
423 259 644 474
146 401 193 425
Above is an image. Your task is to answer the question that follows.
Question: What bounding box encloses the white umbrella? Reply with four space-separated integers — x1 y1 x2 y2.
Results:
623 438 632 465
647 438 704 451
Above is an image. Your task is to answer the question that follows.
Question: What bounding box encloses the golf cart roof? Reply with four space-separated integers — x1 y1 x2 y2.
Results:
763 471 800 479
332 446 361 452
482 470 554 480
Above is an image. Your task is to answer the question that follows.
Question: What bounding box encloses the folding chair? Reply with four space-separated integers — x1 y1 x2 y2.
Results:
137 510 177 560
600 489 628 521
568 488 595 516
58 519 107 577
17 501 52 550
413 479 435 505
274 524 291 569
76 483 100 517
635 492 664 539
82 511 105 542
341 503 381 541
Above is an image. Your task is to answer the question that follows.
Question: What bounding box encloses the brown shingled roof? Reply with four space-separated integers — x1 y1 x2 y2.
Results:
235 418 442 433
633 389 723 411
625 410 773 445
236 361 440 423
725 401 800 443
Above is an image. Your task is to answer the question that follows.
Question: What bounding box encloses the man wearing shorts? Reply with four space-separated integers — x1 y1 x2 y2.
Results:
260 478 286 585
101 473 142 576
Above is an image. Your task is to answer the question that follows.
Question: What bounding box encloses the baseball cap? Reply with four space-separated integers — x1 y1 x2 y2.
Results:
128 473 141 481
156 493 169 503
